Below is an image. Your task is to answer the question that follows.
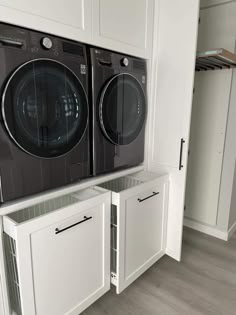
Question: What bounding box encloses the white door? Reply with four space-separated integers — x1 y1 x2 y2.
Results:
185 71 231 225
3 189 110 315
148 0 200 261
0 0 92 42
31 206 106 315
113 176 169 294
92 0 154 58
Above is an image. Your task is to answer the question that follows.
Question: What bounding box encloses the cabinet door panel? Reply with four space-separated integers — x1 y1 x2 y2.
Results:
92 0 154 58
0 0 92 42
31 207 104 315
125 186 163 278
185 71 231 225
148 0 200 261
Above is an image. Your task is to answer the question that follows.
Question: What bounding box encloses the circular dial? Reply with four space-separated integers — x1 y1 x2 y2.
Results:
41 37 53 50
121 57 129 67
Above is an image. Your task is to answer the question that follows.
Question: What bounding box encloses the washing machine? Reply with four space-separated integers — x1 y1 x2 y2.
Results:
0 23 91 202
90 48 147 175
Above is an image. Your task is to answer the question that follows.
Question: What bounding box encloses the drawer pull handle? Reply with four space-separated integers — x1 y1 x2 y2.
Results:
0 38 23 48
98 60 112 67
138 192 159 203
179 138 186 171
55 216 92 235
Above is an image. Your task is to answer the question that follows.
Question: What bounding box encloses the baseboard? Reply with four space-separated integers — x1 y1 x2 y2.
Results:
184 218 228 241
227 221 236 240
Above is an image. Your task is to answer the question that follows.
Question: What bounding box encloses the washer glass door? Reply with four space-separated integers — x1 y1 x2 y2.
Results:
2 59 88 158
99 73 146 145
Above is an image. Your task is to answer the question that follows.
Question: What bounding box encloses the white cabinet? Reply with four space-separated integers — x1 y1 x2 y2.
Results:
0 0 153 58
3 188 110 315
147 0 200 261
92 0 154 58
99 171 168 293
185 71 231 226
0 0 92 43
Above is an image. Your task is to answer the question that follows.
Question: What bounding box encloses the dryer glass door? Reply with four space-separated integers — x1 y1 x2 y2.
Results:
99 73 146 145
2 59 88 158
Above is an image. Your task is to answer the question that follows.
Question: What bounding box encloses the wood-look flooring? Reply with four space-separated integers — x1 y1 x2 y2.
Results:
82 227 236 315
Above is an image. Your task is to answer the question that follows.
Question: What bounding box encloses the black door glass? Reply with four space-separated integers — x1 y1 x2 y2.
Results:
2 59 88 158
99 74 146 145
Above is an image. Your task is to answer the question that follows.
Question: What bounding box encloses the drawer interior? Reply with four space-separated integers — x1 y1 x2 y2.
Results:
99 176 144 193
6 188 102 224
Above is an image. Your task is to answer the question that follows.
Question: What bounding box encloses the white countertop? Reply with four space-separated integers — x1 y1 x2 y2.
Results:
0 165 146 215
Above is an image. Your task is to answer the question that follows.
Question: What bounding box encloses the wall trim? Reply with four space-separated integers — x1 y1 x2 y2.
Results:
227 221 236 240
184 218 228 241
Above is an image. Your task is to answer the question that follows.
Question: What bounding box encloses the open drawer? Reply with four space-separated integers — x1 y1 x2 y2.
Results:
98 171 169 294
3 187 111 315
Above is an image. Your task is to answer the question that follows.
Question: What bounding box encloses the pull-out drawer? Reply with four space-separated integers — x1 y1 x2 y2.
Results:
99 171 169 294
3 187 111 315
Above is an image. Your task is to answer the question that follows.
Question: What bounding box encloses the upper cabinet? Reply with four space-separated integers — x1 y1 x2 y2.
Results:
92 0 154 58
0 0 153 58
0 0 92 43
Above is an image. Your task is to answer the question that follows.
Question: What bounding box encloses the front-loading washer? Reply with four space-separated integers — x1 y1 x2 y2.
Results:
90 47 147 175
0 23 91 202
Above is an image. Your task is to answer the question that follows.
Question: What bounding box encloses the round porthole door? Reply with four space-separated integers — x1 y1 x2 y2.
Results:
99 73 146 145
2 59 88 158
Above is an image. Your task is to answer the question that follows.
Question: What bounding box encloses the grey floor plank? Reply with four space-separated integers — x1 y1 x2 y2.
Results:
82 228 236 315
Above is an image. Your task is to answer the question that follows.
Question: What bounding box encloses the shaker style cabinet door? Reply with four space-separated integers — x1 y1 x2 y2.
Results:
0 0 92 42
148 0 200 261
92 0 154 58
3 188 110 315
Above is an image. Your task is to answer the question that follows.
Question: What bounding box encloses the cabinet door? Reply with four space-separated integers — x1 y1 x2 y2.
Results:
116 182 167 293
92 0 154 58
148 0 200 261
185 71 231 226
4 190 110 315
0 0 92 42
31 206 107 315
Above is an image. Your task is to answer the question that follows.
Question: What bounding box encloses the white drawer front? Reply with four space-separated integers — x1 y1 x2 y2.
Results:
31 206 105 315
125 185 164 279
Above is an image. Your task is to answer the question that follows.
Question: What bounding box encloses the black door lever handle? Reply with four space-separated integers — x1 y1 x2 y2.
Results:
179 138 186 170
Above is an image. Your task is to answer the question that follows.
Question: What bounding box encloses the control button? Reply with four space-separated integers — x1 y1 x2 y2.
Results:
121 57 129 67
41 37 53 50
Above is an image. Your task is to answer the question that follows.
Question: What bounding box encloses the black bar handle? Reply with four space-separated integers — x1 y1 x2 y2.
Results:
55 216 92 235
179 138 186 171
138 192 159 203
0 38 23 48
98 60 112 67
